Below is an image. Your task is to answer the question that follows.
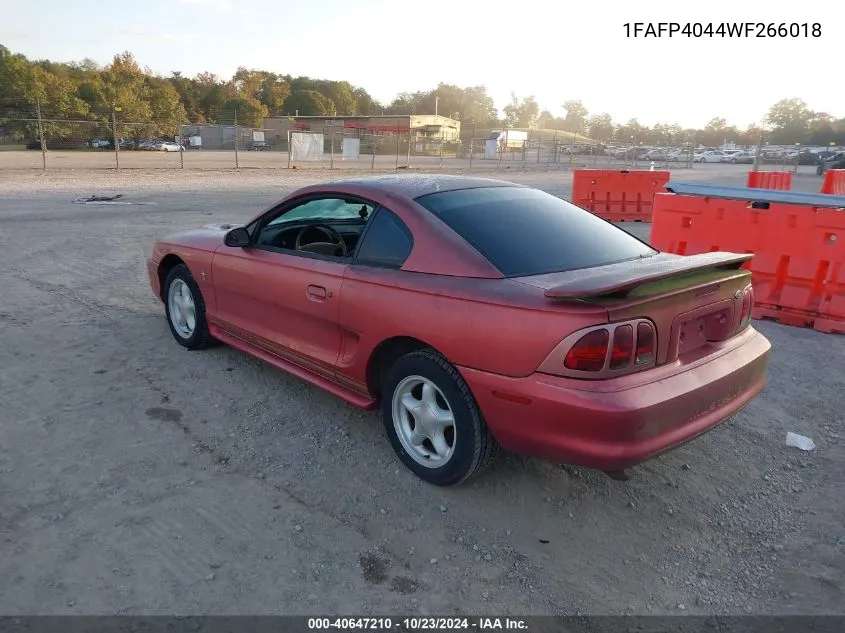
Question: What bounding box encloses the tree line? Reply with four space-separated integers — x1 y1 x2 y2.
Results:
1 46 843 146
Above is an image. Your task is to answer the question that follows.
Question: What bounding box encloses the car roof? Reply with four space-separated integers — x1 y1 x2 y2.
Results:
318 174 522 200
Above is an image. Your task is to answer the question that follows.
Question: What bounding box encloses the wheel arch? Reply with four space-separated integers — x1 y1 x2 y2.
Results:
157 254 187 300
365 335 446 401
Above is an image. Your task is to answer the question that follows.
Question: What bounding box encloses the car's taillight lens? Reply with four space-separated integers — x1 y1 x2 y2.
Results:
563 329 609 372
609 324 634 370
635 322 656 365
739 285 754 328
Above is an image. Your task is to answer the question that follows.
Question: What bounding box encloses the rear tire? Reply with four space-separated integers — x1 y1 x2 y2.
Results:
381 350 500 486
164 264 215 350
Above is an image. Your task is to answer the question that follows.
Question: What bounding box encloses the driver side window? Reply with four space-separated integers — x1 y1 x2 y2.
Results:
255 196 375 257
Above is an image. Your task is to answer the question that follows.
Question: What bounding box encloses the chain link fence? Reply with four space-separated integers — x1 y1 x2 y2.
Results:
1 97 777 174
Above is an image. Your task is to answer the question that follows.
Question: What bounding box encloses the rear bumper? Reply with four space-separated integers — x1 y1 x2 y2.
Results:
147 258 162 300
459 327 771 471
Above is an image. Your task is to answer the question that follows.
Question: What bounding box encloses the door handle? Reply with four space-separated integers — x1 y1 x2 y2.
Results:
307 284 328 301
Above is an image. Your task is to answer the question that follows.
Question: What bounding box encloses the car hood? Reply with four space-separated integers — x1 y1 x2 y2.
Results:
157 223 242 251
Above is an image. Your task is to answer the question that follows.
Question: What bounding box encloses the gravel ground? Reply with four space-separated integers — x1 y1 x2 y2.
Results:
0 165 842 616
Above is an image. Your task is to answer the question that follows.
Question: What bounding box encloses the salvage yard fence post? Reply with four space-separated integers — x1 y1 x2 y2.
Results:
112 105 120 170
468 123 475 171
233 109 239 170
439 130 444 169
35 99 46 171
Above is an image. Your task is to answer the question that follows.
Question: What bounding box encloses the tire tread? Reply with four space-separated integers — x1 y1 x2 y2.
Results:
390 349 500 485
165 263 215 350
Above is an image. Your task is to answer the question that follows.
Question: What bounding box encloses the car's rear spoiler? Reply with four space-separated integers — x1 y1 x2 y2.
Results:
543 252 753 299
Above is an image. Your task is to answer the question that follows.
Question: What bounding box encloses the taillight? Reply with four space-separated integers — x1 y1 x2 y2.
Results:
539 319 659 379
609 324 634 369
739 285 753 329
635 322 656 365
556 319 657 377
563 329 609 372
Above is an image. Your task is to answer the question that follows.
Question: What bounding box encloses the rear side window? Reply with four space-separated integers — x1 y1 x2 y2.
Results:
415 186 656 277
355 208 413 268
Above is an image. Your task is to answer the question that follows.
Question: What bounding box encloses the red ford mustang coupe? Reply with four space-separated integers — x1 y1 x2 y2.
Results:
147 175 771 485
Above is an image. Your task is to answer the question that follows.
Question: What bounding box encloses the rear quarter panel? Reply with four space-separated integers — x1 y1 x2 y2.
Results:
336 266 609 384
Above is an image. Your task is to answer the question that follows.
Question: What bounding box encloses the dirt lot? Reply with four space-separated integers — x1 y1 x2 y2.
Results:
0 165 842 616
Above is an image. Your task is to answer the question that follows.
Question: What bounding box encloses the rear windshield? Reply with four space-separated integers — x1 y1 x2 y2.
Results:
415 186 657 277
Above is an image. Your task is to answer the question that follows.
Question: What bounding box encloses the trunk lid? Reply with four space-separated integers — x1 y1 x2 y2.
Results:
515 252 753 365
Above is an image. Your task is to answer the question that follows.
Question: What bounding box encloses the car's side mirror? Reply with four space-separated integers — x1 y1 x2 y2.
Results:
224 227 250 248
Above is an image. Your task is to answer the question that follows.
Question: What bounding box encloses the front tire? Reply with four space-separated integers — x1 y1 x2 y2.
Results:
381 350 500 486
164 264 214 350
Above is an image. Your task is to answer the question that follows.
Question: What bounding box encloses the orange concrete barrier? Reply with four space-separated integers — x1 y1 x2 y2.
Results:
747 170 792 190
571 169 670 222
820 169 845 195
651 190 845 334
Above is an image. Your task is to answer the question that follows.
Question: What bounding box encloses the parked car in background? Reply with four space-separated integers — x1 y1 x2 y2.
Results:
694 150 724 163
666 149 689 162
25 138 89 150
815 150 840 162
719 150 743 162
666 149 692 162
138 140 157 151
89 137 112 149
817 152 845 175
641 149 669 161
795 151 820 165
726 150 755 164
154 141 183 152
248 140 271 151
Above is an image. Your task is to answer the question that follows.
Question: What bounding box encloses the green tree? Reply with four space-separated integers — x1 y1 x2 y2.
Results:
615 118 646 144
169 71 205 122
697 117 738 146
765 98 814 144
219 97 268 128
536 110 555 129
194 72 229 122
562 100 588 134
258 74 291 113
502 93 539 128
806 112 836 146
283 90 337 116
352 87 383 115
387 84 498 124
313 80 356 115
586 113 614 141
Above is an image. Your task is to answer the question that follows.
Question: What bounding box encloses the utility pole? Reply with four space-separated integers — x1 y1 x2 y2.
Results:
233 107 239 170
469 122 476 170
35 99 46 170
112 104 121 170
752 128 763 171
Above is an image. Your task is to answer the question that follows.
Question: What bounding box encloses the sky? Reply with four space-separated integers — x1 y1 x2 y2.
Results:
1 0 840 129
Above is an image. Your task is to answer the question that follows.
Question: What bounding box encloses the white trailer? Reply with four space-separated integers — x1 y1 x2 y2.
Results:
487 130 528 150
